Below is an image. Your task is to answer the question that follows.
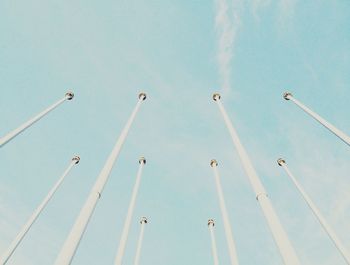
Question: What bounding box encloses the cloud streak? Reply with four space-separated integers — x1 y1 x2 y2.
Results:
214 0 242 95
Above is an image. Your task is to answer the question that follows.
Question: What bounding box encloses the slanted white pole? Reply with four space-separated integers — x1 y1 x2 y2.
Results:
115 157 146 265
283 92 350 146
0 92 74 148
0 155 80 265
278 158 350 264
54 93 147 265
134 217 148 265
208 219 219 265
210 160 239 265
212 93 300 265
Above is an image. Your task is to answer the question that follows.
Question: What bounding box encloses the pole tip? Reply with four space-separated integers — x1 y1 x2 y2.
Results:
65 91 75 100
283 92 293 100
139 157 146 165
277 158 286 166
212 93 221 101
210 159 218 167
140 217 148 224
72 155 80 164
138 92 147 101
208 219 215 227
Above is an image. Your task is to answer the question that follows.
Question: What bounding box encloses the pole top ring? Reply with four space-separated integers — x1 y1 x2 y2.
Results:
139 157 146 164
283 92 293 100
72 155 80 164
212 93 221 101
210 159 218 167
65 91 74 100
139 92 147 101
277 158 286 166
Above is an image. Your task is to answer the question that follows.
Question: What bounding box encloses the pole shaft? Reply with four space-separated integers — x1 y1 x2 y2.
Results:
0 96 67 147
0 159 77 265
134 222 145 265
281 163 350 264
115 161 145 265
214 98 300 265
289 96 350 146
209 224 219 265
54 96 145 265
212 165 239 265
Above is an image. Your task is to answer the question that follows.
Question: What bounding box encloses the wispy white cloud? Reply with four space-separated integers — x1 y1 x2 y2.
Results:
214 0 242 96
278 0 297 27
252 0 271 21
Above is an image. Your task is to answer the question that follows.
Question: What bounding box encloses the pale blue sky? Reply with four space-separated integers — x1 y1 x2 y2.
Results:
0 1 349 264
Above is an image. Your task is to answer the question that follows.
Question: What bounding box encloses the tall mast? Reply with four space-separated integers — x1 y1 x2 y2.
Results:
115 157 146 265
0 92 74 148
134 217 148 265
283 92 350 146
210 159 239 265
0 155 80 265
208 219 219 265
212 93 300 265
54 93 147 265
278 158 350 264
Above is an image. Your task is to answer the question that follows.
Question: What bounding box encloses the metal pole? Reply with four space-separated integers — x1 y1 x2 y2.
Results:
278 158 350 264
210 160 239 265
0 92 74 148
54 93 147 265
115 157 146 265
212 93 300 265
134 217 147 265
208 219 219 265
0 155 80 265
283 92 350 146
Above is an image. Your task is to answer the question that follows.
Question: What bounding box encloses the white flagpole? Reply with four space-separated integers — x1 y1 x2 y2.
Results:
0 92 74 148
134 217 148 265
115 157 146 265
0 155 80 265
212 93 300 265
54 93 147 265
208 219 219 265
210 160 239 265
283 92 350 146
278 158 350 264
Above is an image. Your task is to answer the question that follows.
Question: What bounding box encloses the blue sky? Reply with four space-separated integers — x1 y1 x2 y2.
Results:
0 0 349 264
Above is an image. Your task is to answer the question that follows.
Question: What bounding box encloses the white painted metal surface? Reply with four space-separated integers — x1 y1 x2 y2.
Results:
0 155 80 265
278 158 350 264
0 92 74 148
284 92 350 146
134 217 148 265
210 160 239 265
115 158 146 265
54 93 146 265
213 93 300 265
208 219 219 265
